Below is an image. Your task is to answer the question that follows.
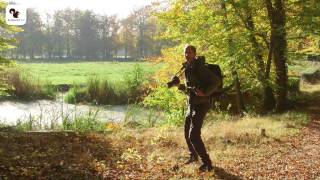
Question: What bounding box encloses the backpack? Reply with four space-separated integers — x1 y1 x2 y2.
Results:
197 56 223 94
205 64 223 93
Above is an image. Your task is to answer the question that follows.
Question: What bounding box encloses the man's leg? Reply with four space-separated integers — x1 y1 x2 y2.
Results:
184 104 198 162
189 102 212 168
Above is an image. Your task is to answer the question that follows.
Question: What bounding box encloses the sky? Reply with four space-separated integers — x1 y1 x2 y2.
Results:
5 0 159 18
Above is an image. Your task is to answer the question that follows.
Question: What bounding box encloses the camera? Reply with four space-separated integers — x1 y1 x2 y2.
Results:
167 76 197 95
167 75 180 88
167 62 188 88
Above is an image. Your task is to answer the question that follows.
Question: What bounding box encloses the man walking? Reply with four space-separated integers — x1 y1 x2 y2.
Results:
178 45 221 172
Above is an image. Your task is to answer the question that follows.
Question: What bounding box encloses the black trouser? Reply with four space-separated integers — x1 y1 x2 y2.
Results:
184 101 211 165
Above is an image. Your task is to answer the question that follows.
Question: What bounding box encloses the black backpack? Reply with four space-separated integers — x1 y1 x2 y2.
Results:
205 63 223 93
197 56 223 94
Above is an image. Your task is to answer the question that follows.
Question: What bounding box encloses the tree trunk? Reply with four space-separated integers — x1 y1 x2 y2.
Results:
229 0 276 111
240 2 276 111
264 33 276 110
232 64 246 114
265 0 288 112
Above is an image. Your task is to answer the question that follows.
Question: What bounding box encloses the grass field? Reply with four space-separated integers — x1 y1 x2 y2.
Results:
288 60 320 76
16 59 319 85
18 61 162 85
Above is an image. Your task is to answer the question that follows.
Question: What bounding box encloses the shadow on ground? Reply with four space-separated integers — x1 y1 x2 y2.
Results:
0 131 118 179
213 166 242 180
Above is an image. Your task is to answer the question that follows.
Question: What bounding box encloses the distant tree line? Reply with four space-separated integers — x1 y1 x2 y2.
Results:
7 5 168 60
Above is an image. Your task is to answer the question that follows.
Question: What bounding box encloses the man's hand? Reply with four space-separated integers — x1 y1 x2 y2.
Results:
195 89 206 97
178 84 186 91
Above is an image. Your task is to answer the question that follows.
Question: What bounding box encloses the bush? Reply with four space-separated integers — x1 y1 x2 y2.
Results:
64 84 87 104
287 77 301 104
124 64 149 103
288 77 300 94
143 86 186 126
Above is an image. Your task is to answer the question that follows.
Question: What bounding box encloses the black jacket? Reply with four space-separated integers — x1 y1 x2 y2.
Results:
183 57 221 104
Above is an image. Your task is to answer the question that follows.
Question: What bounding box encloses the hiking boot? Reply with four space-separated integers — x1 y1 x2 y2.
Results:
184 156 198 164
198 163 213 172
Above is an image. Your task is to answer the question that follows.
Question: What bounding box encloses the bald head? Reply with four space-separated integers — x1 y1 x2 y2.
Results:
184 45 197 62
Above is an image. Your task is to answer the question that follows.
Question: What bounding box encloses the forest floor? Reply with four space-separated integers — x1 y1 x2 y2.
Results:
0 83 320 179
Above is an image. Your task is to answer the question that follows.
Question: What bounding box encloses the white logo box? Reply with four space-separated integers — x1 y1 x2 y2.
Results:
6 5 27 25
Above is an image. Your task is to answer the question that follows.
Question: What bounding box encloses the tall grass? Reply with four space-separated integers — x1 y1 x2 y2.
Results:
15 106 106 132
64 84 87 104
5 69 56 100
64 78 128 105
62 109 106 132
123 104 164 128
65 65 149 105
117 111 310 150
202 111 310 147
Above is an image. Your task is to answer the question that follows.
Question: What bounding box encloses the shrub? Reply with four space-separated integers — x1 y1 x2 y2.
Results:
143 86 185 126
288 77 300 94
123 64 149 103
64 84 87 104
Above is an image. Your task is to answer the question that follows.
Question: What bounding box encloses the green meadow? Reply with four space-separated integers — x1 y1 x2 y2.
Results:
18 61 161 85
